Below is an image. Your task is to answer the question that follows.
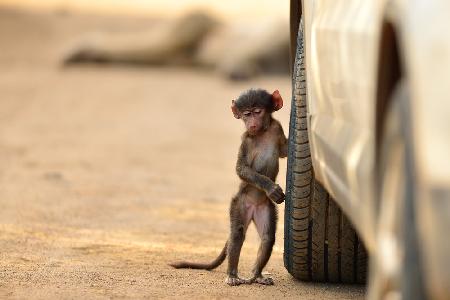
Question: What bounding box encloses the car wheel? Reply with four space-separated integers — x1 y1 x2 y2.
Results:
284 16 367 283
368 81 426 299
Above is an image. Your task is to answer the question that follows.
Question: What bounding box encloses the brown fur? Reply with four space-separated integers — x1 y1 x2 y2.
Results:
170 89 287 286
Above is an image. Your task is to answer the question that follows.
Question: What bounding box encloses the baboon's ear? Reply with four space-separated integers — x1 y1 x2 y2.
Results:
272 90 283 111
231 100 241 119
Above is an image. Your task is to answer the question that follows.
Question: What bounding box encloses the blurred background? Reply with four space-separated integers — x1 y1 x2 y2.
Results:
0 0 288 19
0 1 365 298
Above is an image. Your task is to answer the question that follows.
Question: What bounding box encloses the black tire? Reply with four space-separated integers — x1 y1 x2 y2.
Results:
284 17 367 284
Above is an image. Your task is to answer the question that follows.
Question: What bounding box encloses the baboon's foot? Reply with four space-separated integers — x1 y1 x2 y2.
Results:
225 275 247 286
248 275 274 285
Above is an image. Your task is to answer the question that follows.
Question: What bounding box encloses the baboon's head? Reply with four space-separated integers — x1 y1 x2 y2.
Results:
231 89 283 136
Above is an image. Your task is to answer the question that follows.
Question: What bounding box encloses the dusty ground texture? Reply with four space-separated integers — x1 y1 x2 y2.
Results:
0 9 366 299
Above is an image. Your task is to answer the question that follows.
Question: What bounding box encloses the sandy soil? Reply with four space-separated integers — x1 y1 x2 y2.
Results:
0 10 366 299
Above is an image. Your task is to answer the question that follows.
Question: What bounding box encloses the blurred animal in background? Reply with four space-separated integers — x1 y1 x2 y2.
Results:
63 11 289 80
170 89 287 286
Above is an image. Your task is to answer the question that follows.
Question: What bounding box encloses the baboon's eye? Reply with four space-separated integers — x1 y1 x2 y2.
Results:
243 111 251 117
253 109 262 114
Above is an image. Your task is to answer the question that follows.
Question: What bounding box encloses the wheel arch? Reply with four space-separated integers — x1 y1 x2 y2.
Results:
374 19 403 203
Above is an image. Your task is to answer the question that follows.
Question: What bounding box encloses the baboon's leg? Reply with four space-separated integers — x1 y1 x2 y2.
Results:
250 202 277 285
226 196 249 286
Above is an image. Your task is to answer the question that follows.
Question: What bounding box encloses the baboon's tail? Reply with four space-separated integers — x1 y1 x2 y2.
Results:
169 241 228 270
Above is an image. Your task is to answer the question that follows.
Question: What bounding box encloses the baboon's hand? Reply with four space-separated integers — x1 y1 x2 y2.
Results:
268 184 285 204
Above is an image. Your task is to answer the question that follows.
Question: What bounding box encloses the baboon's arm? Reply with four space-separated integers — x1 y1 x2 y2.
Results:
278 127 288 158
235 140 275 193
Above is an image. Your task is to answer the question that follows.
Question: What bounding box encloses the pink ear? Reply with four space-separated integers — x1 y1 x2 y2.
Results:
231 100 241 119
272 90 283 111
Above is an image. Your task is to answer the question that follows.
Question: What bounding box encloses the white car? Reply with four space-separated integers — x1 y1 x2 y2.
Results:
283 1 450 299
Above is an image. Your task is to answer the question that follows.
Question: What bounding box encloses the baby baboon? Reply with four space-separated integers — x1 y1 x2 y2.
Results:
170 89 287 286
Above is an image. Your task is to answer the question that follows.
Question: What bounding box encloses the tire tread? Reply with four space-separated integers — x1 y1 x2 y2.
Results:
283 16 367 284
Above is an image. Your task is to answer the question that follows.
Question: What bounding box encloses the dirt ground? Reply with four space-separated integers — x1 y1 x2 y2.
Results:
0 9 366 299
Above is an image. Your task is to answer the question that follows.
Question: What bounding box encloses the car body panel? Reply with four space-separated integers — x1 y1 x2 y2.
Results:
303 0 380 252
297 0 450 297
404 1 450 297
